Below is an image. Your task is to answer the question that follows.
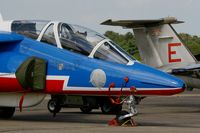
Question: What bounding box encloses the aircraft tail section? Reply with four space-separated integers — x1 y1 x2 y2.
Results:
101 17 197 71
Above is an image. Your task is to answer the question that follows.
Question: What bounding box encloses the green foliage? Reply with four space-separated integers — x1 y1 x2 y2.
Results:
104 31 140 60
179 33 200 55
104 31 200 61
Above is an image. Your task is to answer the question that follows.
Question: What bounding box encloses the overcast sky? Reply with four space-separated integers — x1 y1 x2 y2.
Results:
0 0 199 35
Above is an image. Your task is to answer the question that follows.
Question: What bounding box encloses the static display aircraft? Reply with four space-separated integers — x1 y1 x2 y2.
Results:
101 17 200 90
0 17 185 120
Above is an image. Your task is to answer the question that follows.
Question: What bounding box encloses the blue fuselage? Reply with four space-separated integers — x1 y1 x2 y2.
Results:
0 32 185 96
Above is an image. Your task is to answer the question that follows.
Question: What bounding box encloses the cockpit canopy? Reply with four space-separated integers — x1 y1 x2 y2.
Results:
11 20 135 65
11 20 49 40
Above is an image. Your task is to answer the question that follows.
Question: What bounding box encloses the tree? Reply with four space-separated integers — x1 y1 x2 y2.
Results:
104 31 140 60
179 33 200 55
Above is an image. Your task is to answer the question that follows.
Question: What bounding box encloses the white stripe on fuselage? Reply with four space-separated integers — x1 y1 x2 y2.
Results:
0 72 181 91
63 86 181 91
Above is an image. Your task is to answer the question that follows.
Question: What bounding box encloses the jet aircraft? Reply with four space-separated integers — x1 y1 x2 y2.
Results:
0 17 185 120
101 17 200 90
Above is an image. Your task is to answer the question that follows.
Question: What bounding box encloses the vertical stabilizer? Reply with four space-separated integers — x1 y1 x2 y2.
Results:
133 23 197 69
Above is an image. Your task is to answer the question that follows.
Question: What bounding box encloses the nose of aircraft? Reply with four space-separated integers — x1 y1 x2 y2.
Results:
129 62 185 96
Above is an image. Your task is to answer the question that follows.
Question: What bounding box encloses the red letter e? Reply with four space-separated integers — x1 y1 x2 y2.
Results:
168 43 182 63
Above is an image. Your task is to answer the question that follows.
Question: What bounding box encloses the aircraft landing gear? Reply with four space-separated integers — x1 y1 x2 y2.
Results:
47 99 61 117
0 107 15 119
80 106 92 113
100 101 122 114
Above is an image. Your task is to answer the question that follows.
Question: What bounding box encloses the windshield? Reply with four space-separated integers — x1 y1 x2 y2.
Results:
11 20 49 39
94 42 129 64
69 24 135 61
59 23 95 56
109 41 136 61
60 23 135 63
69 24 105 46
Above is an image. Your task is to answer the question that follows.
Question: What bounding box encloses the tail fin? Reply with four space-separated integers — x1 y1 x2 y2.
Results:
101 17 197 71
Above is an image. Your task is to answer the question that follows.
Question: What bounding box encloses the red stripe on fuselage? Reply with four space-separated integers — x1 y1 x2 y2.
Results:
0 77 184 96
0 77 24 92
0 77 65 93
134 88 184 96
45 80 64 93
47 88 184 96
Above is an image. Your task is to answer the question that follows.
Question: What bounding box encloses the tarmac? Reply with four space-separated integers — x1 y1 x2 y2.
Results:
0 90 199 133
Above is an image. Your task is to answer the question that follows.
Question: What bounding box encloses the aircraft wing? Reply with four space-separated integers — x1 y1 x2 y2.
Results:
172 64 200 73
177 64 200 70
101 17 183 28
